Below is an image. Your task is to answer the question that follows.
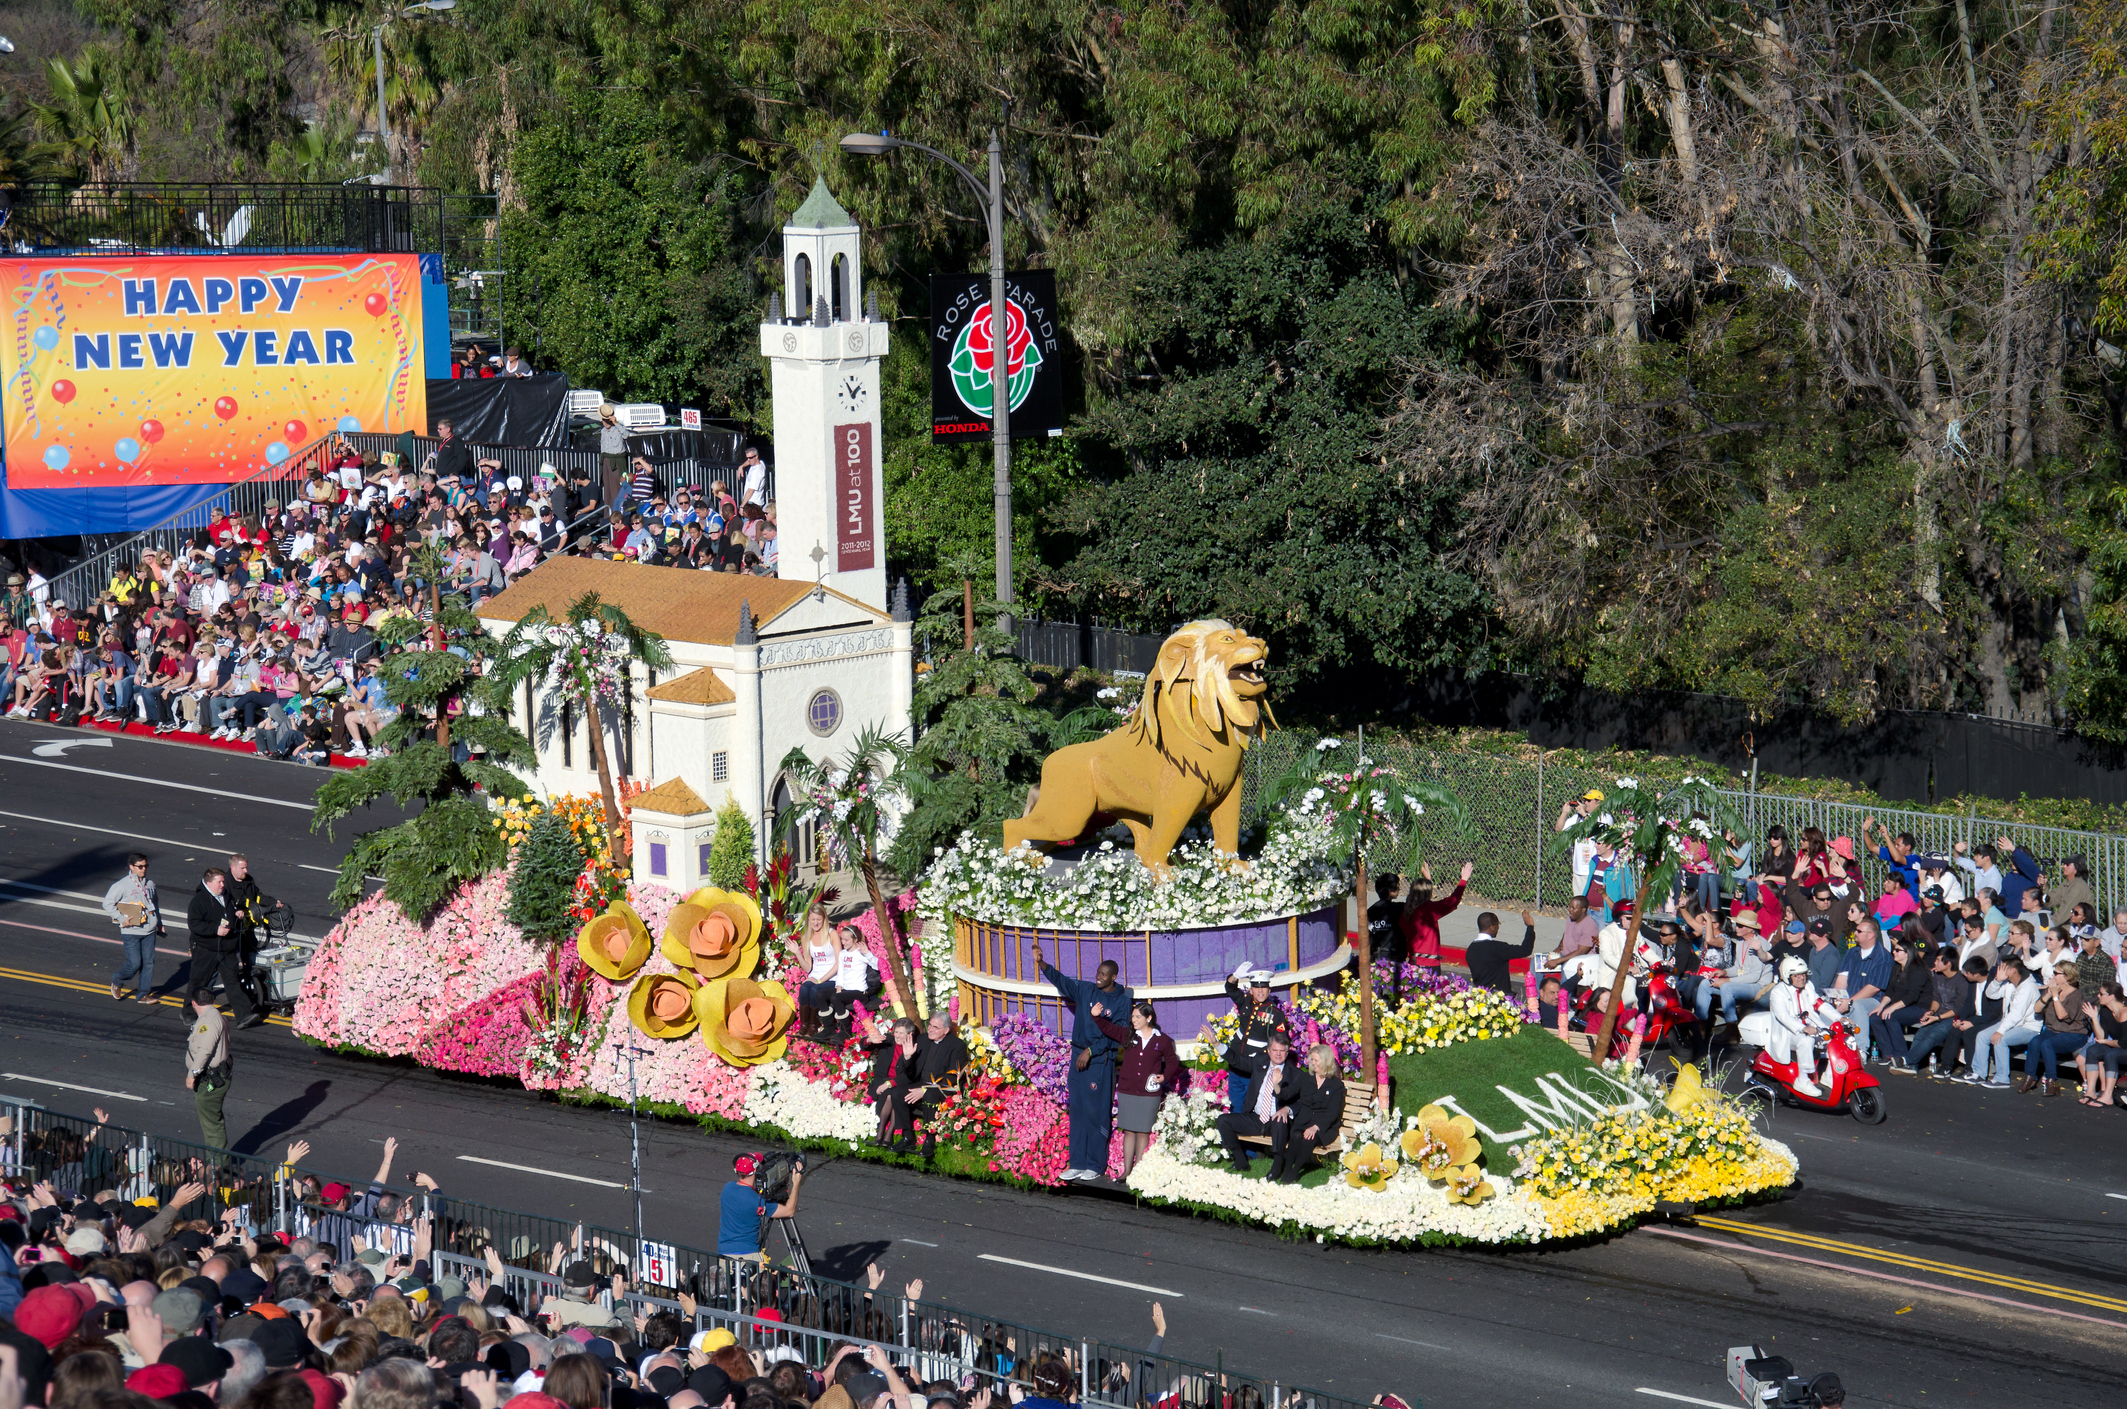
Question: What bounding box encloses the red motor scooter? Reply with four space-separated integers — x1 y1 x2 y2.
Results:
1737 1012 1886 1124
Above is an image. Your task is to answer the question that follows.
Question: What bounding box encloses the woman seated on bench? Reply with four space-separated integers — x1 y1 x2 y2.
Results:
1279 1043 1348 1184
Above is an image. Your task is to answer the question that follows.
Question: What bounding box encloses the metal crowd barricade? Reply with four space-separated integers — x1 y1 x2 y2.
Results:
12 1105 1390 1409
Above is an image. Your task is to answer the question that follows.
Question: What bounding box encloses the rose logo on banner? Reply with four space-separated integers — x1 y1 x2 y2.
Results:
949 296 1042 417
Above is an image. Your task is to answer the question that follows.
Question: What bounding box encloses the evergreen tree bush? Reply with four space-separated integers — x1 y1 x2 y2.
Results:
707 796 756 889
507 809 590 941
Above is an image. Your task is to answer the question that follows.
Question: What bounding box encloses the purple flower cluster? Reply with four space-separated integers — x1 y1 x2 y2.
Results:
993 1009 1073 1105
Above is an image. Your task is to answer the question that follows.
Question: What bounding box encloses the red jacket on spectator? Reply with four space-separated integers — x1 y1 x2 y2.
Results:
1400 882 1467 968
1094 1014 1184 1097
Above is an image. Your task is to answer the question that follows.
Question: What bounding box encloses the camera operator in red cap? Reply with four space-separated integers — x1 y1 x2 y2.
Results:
716 1152 801 1266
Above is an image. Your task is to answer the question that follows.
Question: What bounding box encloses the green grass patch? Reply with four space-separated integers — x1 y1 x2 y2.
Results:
1387 1026 1611 1139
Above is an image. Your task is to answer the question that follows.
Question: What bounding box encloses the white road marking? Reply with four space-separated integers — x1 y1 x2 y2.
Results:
0 886 115 919
1236 1306 1278 1316
2108 1193 2127 1202
0 754 312 809
0 809 175 846
1635 1391 1735 1409
4 1073 147 1101
31 738 113 758
900 1239 939 1247
974 1254 1182 1297
0 878 114 904
1376 1334 1453 1351
455 1155 627 1188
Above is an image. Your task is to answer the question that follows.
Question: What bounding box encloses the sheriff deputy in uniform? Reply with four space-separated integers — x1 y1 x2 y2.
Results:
184 987 233 1151
1217 963 1294 1116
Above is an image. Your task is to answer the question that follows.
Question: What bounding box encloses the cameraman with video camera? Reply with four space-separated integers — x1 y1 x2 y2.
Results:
717 1150 803 1265
224 853 271 1029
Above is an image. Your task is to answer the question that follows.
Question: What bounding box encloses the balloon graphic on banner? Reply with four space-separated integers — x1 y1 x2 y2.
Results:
114 437 141 464
139 419 165 443
43 445 68 469
265 441 290 464
33 327 58 352
214 396 238 420
51 380 74 403
283 420 307 443
337 415 362 433
364 293 388 316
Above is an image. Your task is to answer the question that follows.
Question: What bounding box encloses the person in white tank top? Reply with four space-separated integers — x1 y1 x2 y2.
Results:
797 907 839 1037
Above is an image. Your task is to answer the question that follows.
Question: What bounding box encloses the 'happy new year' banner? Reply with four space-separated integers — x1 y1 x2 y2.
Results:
0 253 426 489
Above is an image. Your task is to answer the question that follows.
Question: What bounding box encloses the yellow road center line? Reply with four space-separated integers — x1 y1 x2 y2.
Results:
0 964 292 1027
1692 1215 2127 1314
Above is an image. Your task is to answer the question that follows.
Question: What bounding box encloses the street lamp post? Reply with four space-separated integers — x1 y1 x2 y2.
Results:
841 127 1014 629
372 0 456 185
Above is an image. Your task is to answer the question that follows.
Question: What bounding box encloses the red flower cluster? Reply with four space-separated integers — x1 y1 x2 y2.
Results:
917 1074 1011 1153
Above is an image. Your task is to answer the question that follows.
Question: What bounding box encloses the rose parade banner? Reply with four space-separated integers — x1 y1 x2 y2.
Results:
928 271 1065 442
0 253 426 491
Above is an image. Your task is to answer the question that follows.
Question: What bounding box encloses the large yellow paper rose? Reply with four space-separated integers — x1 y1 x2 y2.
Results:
694 974 796 1067
1400 1102 1482 1181
577 903 651 981
658 887 762 982
627 970 702 1039
1339 1142 1399 1193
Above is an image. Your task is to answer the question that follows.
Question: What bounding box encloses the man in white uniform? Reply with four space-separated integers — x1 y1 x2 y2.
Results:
1769 955 1839 1097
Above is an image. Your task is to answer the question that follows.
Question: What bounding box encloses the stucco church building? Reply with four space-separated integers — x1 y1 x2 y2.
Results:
479 179 910 885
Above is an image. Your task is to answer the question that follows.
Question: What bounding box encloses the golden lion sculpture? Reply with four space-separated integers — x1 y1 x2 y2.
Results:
1002 619 1274 872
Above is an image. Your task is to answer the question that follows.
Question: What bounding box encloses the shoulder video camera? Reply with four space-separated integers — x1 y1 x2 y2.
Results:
1727 1347 1844 1408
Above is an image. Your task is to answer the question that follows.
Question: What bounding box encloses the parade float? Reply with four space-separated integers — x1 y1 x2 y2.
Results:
294 622 1797 1248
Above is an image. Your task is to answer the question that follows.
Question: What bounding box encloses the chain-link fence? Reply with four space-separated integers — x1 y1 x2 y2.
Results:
2 1102 1381 1409
1242 729 2127 916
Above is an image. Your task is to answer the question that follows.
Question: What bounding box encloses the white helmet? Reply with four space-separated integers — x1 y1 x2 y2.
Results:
1778 956 1810 982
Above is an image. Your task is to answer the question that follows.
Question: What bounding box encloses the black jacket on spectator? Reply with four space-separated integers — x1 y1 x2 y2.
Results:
913 1032 968 1090
1881 962 1931 1009
1467 922 1536 994
187 886 234 953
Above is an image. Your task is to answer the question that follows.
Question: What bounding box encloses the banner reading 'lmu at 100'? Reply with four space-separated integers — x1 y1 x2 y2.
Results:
0 253 426 489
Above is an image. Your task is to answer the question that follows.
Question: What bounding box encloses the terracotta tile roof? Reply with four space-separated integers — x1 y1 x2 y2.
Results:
646 667 736 705
630 777 714 817
477 557 877 644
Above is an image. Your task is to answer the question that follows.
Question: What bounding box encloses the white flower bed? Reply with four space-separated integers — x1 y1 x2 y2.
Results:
742 1060 876 1147
1124 1144 1554 1245
918 815 1347 932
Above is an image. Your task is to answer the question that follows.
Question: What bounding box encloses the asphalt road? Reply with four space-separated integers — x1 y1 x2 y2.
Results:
1 718 2124 1409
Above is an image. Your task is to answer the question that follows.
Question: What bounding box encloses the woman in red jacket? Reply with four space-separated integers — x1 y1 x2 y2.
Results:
1093 999 1183 1178
1399 860 1476 978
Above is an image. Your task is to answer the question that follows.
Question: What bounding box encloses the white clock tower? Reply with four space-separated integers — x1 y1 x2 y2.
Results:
761 178 891 612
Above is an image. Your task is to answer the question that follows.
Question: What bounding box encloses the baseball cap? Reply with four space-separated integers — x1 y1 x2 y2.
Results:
688 1328 736 1355
63 1227 107 1255
1806 916 1832 934
250 1317 309 1368
1785 921 1806 935
1580 788 1604 802
318 1181 350 1203
127 1365 189 1399
153 1286 207 1336
160 1339 234 1389
561 1260 598 1288
12 1285 81 1348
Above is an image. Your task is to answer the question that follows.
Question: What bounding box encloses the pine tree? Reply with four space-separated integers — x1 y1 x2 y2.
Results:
707 795 756 889
507 810 590 941
311 546 536 920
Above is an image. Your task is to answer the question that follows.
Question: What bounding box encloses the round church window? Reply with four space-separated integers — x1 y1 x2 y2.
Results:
806 688 843 737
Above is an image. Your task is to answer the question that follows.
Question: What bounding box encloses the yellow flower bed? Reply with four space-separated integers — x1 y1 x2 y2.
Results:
493 793 613 856
1515 1103 1797 1237
1298 982 1530 1056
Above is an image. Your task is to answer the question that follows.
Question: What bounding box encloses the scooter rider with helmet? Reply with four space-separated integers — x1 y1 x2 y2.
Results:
1769 955 1841 1097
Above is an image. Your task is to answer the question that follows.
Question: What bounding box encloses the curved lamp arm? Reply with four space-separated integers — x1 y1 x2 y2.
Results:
840 133 992 218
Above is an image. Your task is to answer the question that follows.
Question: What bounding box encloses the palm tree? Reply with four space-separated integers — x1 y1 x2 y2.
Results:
1550 776 1741 1061
489 592 675 864
31 49 134 183
778 727 919 1018
1255 732 1470 1075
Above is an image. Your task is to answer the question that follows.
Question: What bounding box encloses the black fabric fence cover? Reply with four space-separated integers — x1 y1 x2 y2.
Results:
1403 670 2127 806
424 375 571 447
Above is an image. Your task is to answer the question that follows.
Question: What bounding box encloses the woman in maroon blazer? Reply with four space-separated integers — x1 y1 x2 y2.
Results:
1094 999 1184 1177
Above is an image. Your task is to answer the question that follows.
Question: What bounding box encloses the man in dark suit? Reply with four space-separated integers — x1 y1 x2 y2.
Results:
185 868 259 1029
1216 1035 1303 1175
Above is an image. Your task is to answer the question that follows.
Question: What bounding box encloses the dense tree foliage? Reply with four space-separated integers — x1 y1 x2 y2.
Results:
14 0 2127 727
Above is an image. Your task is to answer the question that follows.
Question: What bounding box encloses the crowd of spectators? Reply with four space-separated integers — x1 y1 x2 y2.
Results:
0 428 777 764
1531 816 2127 1101
0 1123 1340 1409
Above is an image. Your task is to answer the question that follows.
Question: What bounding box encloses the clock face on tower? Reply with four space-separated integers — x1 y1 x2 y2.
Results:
834 373 868 415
